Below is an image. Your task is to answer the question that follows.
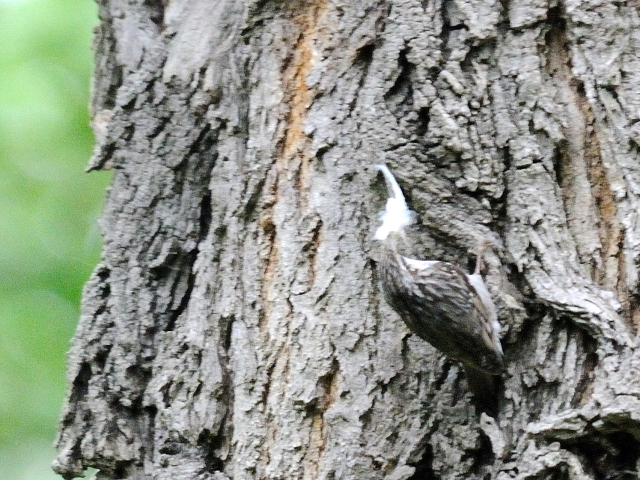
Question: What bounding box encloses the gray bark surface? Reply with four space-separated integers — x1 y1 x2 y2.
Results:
55 0 640 479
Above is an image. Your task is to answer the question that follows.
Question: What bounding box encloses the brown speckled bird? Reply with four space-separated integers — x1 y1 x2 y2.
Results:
374 164 503 409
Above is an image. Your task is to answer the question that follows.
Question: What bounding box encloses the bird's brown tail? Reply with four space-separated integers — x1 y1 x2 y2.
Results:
463 364 500 416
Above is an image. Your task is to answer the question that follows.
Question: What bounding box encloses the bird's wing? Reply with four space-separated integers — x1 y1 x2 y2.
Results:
467 272 502 354
400 257 503 372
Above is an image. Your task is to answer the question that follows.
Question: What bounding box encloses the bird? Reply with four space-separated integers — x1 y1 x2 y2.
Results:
374 164 503 411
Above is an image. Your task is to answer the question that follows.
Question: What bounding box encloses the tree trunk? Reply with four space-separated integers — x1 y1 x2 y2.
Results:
54 0 640 479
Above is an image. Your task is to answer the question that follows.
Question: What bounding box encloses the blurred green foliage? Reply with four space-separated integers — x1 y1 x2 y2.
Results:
0 0 109 477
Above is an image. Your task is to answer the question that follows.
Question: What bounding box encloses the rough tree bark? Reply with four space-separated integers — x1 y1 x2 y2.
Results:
54 0 640 479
